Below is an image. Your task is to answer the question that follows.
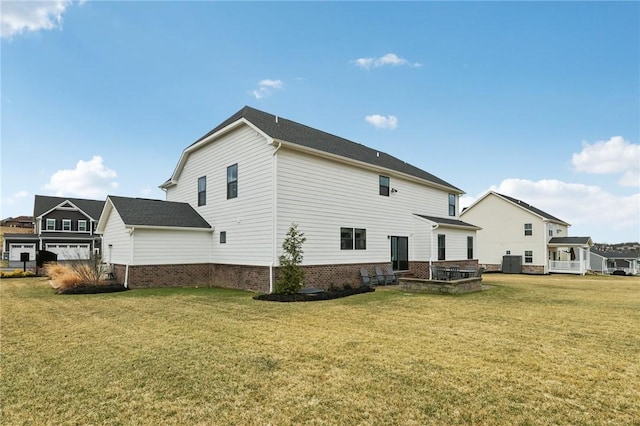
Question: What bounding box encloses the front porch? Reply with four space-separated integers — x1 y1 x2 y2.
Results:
547 237 593 275
548 260 589 275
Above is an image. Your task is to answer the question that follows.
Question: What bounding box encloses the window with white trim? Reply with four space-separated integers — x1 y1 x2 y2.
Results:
227 164 238 199
379 176 390 196
78 220 87 232
46 219 56 230
340 227 366 250
524 223 532 236
198 176 206 206
524 250 533 263
448 194 456 216
62 219 71 231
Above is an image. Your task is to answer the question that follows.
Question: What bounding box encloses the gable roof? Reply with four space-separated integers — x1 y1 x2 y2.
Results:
592 249 639 260
164 106 462 193
34 195 105 220
461 191 569 225
103 196 211 229
413 214 481 230
548 237 593 246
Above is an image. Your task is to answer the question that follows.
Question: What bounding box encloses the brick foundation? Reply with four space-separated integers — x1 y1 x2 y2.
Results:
109 259 479 292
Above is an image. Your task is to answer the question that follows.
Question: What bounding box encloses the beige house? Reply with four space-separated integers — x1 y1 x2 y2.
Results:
460 191 593 274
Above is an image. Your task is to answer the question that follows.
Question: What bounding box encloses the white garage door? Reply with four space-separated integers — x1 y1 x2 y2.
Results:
46 244 91 260
9 244 36 261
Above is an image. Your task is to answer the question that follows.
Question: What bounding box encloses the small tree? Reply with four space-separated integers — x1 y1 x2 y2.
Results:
275 224 306 294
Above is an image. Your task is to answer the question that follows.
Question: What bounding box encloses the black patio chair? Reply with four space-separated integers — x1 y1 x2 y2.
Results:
374 266 387 285
360 268 377 286
385 265 398 284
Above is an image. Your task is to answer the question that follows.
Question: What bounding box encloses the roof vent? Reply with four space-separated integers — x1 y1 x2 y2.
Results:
275 116 279 124
376 152 379 158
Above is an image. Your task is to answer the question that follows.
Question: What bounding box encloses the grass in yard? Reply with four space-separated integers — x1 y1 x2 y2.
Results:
1 274 639 425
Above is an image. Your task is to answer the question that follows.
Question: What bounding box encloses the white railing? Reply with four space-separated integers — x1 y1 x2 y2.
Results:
549 260 585 274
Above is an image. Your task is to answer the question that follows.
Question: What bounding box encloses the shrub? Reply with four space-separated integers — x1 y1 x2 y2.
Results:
44 256 109 290
275 224 306 295
0 269 35 278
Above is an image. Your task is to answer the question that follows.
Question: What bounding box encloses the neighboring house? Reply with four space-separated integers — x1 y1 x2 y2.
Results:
591 249 639 275
1 217 34 260
98 106 480 291
3 195 104 268
460 191 593 275
1 216 34 228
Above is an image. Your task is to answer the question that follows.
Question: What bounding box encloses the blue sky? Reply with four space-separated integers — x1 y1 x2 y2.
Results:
2 1 639 244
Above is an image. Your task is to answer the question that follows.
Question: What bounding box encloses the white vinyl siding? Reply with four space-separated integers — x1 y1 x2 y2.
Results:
276 149 456 265
166 125 274 265
131 229 212 265
460 193 547 267
101 207 131 265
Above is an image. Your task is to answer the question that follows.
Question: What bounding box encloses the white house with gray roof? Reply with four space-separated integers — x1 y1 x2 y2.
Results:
99 106 480 291
460 191 593 274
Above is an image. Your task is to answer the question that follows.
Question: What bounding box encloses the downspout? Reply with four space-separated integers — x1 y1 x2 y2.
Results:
429 224 439 280
125 227 135 288
270 141 282 293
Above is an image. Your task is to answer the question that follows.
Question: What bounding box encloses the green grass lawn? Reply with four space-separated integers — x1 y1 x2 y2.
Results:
2 274 639 425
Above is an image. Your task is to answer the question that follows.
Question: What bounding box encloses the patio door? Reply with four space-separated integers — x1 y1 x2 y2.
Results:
391 236 409 271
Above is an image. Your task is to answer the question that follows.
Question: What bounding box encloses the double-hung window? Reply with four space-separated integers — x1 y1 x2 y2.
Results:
524 250 533 263
379 176 390 196
438 234 446 260
448 194 456 216
46 219 56 231
227 164 238 199
78 220 87 232
62 219 71 231
524 223 532 236
198 176 207 206
340 227 366 250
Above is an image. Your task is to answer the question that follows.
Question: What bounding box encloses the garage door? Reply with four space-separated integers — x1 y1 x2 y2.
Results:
45 244 91 260
9 244 36 261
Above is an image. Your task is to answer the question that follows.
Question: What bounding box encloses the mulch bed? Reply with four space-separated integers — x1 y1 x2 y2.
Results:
254 285 374 302
56 284 129 295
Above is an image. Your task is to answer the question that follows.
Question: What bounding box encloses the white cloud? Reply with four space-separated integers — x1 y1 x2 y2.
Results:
365 114 398 130
3 190 29 206
1 1 73 39
251 79 284 99
572 136 640 187
43 156 118 198
462 178 639 242
352 53 422 70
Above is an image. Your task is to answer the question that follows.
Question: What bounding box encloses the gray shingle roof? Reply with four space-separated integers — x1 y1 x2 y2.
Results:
34 195 105 220
495 192 568 224
548 237 593 245
108 196 211 229
414 214 481 229
592 249 639 259
189 106 462 192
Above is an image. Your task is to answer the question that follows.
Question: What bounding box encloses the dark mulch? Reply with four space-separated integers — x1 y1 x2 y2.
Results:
254 285 374 302
56 284 129 295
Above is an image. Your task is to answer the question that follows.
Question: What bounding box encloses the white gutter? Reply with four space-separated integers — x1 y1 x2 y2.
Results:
270 141 282 293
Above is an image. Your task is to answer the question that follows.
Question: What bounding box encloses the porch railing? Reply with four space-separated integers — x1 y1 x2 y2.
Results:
549 260 586 274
